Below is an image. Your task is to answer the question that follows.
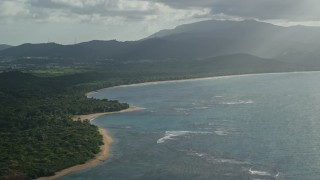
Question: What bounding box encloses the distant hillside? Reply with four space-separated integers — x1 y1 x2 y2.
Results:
109 53 299 77
0 43 97 59
0 44 12 51
2 20 320 67
148 20 320 60
173 53 297 75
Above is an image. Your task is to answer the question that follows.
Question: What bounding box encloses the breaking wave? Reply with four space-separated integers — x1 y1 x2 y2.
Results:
220 100 254 105
157 131 211 144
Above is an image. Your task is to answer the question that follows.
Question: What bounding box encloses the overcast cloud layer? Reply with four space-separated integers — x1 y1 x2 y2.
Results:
1 0 319 45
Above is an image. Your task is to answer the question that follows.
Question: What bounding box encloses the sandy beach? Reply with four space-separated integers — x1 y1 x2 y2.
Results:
73 106 145 121
86 71 320 97
37 106 145 180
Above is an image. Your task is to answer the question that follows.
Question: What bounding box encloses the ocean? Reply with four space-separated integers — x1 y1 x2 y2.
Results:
63 72 320 180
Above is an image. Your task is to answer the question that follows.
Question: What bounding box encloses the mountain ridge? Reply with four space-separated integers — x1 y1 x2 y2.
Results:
0 44 12 51
1 19 320 67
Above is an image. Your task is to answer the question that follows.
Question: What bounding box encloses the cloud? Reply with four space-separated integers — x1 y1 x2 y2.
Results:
146 0 320 21
30 0 156 19
0 0 212 44
0 0 209 23
0 0 30 19
4 0 318 25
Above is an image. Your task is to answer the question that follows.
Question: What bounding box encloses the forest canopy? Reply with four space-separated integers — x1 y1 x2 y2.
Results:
0 71 128 179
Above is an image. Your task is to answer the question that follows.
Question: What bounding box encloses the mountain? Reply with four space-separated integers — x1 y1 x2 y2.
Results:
148 20 320 60
149 20 281 39
0 43 97 59
0 44 12 51
0 41 136 61
113 53 297 76
77 40 133 59
181 53 297 75
1 20 320 67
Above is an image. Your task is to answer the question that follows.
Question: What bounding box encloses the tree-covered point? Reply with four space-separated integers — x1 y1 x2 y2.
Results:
0 71 128 180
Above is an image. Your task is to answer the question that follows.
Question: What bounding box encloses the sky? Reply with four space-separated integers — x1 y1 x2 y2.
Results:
1 0 320 45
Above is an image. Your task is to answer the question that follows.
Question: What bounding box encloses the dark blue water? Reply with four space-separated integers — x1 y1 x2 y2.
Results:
63 72 320 180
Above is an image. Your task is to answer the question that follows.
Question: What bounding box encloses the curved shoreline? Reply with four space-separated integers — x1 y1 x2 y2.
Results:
86 70 320 97
73 106 145 121
38 70 320 180
37 129 112 180
36 106 145 180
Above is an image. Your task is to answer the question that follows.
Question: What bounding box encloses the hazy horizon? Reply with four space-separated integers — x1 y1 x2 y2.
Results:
2 0 320 45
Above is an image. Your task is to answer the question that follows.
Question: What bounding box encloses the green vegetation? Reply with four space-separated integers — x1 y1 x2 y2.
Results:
0 71 128 179
31 67 90 77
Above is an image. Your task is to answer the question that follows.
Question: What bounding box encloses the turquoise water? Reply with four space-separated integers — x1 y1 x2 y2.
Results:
63 72 320 180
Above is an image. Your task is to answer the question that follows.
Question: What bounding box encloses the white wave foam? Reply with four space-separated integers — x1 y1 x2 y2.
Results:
187 150 208 158
205 156 250 165
221 100 254 105
249 168 271 176
214 130 228 136
157 131 211 144
188 151 250 165
214 128 229 136
174 108 187 111
194 152 206 157
157 131 190 144
214 158 250 165
173 108 190 115
193 106 210 110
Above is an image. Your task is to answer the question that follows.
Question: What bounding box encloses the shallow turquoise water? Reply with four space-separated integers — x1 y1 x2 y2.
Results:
63 72 320 180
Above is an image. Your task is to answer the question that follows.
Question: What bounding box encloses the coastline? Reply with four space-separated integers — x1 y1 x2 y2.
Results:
73 106 145 121
37 70 320 180
37 106 145 180
86 70 320 97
